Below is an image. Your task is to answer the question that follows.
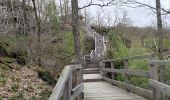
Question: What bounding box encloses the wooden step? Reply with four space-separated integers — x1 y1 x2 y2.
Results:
83 74 102 82
85 63 99 68
83 68 100 74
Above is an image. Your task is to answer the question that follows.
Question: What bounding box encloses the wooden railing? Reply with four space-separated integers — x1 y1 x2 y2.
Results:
90 50 95 61
49 65 83 100
102 54 170 100
84 24 105 62
101 54 155 99
149 60 170 100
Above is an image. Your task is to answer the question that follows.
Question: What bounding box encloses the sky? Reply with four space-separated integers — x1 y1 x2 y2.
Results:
79 0 170 27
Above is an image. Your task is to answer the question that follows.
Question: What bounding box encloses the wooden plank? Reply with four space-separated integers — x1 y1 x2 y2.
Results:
70 64 81 70
102 68 150 78
75 68 83 100
150 79 170 97
102 62 107 77
149 61 159 100
49 66 71 100
71 83 84 100
84 82 147 100
103 77 153 99
103 54 155 62
83 74 102 82
124 59 129 83
110 62 115 80
150 60 170 65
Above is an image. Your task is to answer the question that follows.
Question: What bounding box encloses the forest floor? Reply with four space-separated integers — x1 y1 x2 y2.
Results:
0 58 53 100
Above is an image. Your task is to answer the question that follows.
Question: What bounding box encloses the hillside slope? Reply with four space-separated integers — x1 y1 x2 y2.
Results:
0 59 53 100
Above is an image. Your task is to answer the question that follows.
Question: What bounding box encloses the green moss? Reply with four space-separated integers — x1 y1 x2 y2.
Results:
10 48 27 66
29 96 37 100
11 76 20 82
0 72 7 86
10 84 19 92
0 57 15 63
0 95 2 100
0 41 9 56
0 63 10 70
39 88 52 99
9 92 24 100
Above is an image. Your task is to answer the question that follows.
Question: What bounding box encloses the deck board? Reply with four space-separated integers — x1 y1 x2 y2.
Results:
83 74 102 80
83 82 147 100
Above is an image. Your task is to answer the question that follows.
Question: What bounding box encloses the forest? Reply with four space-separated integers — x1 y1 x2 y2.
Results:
0 0 170 100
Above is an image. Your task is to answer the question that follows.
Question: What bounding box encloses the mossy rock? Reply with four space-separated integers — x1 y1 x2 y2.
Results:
0 57 15 69
10 49 27 66
0 57 15 63
0 41 9 56
0 95 2 100
0 63 10 70
32 66 56 85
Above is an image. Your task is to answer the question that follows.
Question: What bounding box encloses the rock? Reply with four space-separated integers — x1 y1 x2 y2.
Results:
32 66 56 85
10 49 27 66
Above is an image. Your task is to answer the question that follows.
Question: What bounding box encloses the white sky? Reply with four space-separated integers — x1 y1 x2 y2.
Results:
79 0 170 27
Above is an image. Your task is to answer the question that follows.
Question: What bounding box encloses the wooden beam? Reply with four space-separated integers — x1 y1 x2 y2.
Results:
110 62 115 80
71 83 84 100
70 64 81 70
102 68 150 78
149 60 170 65
103 54 155 62
150 79 170 97
149 61 160 100
103 77 153 99
49 66 71 100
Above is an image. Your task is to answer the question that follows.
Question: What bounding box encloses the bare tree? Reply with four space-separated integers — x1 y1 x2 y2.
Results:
22 0 28 35
32 0 41 67
71 0 83 64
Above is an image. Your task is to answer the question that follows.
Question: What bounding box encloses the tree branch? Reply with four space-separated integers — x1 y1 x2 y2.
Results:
78 0 118 10
121 0 170 15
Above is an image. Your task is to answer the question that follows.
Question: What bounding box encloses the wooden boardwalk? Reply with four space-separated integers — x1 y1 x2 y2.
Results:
83 74 146 100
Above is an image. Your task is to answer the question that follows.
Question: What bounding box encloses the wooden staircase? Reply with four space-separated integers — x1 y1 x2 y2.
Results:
83 62 102 82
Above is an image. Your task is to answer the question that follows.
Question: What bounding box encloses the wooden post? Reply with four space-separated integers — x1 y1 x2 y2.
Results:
124 59 129 83
111 61 115 80
149 61 159 100
63 73 72 100
75 67 83 100
102 62 107 78
68 72 73 99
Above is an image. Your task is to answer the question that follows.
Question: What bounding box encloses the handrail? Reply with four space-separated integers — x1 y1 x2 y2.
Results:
149 60 170 100
84 24 106 64
103 53 155 62
150 79 170 97
101 54 156 99
84 26 95 39
90 50 95 61
49 64 83 100
101 55 170 100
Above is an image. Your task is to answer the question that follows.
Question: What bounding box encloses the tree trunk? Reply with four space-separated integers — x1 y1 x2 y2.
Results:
22 0 27 35
71 0 83 64
155 0 163 60
32 0 41 67
155 0 166 99
155 0 165 82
